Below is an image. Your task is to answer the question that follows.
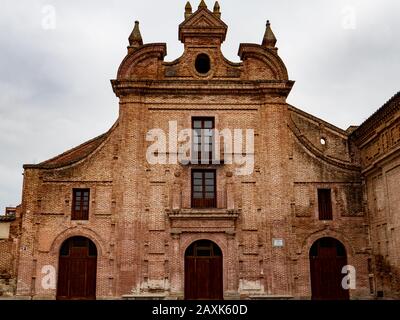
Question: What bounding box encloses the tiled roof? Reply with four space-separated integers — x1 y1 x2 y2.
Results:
351 91 400 140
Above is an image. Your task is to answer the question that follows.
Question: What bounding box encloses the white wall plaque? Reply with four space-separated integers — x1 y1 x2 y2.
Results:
273 238 284 247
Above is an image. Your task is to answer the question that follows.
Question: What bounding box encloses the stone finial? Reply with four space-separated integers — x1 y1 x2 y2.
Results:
198 0 207 9
262 20 277 48
129 21 143 49
185 2 193 19
213 1 221 18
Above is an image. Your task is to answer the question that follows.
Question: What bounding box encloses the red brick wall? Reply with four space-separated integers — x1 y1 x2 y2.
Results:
352 93 400 299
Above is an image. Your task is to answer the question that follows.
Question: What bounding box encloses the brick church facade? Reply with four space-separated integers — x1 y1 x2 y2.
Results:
1 1 400 299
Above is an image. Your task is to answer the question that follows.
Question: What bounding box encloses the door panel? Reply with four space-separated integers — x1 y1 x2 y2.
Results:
69 259 87 298
185 257 197 300
195 258 210 299
57 257 70 298
209 257 223 299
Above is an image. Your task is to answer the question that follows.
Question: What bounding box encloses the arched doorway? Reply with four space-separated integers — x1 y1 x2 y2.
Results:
184 240 223 300
309 237 349 300
56 236 97 300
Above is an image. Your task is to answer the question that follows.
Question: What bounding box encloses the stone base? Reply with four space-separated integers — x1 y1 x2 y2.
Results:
122 293 167 300
247 294 294 300
0 295 32 300
32 296 56 300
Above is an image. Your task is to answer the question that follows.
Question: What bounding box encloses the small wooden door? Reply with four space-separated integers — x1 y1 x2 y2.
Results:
185 240 223 300
310 237 349 300
57 236 97 300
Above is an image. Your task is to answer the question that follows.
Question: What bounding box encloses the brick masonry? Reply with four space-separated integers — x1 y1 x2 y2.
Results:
1 2 399 300
351 92 400 299
0 207 21 297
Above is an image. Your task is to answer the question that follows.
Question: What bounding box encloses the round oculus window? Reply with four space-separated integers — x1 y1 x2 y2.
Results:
195 53 211 74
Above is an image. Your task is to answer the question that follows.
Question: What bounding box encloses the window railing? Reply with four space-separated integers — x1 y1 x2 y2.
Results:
172 189 229 210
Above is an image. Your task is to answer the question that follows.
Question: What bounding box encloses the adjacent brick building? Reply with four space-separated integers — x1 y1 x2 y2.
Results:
1 1 399 299
0 207 21 297
351 92 400 299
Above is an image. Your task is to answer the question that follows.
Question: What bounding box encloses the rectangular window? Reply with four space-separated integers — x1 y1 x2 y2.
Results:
318 188 333 220
72 189 90 220
191 170 216 208
192 117 214 164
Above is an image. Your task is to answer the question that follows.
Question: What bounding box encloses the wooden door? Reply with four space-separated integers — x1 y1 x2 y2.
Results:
57 237 97 300
185 240 223 300
310 237 349 300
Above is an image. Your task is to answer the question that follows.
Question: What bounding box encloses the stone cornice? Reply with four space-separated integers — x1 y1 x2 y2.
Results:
111 79 294 98
361 144 400 175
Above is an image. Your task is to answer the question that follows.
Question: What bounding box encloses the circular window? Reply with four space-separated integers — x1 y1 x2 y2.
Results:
320 137 327 145
195 53 211 74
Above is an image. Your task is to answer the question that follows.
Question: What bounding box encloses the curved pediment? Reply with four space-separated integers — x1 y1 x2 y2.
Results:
238 44 289 81
116 42 291 82
116 43 167 80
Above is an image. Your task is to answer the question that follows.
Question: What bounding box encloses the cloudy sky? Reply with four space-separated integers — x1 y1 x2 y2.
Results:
0 0 399 212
